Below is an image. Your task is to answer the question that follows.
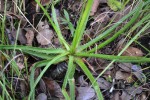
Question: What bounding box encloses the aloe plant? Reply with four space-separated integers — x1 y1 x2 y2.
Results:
0 0 150 99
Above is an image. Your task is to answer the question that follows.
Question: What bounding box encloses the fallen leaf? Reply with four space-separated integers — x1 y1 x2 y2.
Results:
126 86 142 97
36 93 47 100
76 87 95 100
43 77 64 99
53 38 60 47
20 80 27 97
16 55 25 70
12 29 27 44
39 79 46 93
120 91 132 100
25 29 34 46
36 21 54 45
119 46 143 57
40 0 51 6
90 0 100 16
118 63 132 72
115 71 135 83
131 65 142 72
111 91 120 100
131 65 146 83
77 75 88 87
97 78 111 90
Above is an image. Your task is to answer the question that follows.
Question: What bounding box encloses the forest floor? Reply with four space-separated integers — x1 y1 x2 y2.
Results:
0 0 150 100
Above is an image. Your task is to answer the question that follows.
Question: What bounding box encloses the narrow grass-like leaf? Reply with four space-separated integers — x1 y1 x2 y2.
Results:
64 10 70 21
35 0 70 50
62 56 75 88
75 53 150 63
92 19 150 85
0 81 12 100
62 56 75 99
87 1 143 53
69 78 75 100
29 52 68 99
0 45 65 54
75 58 104 100
77 0 143 52
62 89 70 100
71 0 94 53
118 21 150 57
1 52 20 75
23 50 56 59
63 9 75 36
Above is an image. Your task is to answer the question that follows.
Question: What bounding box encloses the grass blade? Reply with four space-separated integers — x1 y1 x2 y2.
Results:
75 58 104 100
69 78 75 100
71 0 94 53
35 0 70 50
87 1 143 53
29 52 68 99
62 89 70 100
62 56 75 99
75 52 150 63
0 45 66 54
77 0 144 52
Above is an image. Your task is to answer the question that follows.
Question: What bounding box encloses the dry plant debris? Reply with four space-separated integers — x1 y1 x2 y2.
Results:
0 0 150 100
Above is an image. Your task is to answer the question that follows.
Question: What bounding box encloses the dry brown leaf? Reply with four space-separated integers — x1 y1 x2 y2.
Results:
117 38 143 56
12 29 27 44
36 93 47 100
40 0 51 6
121 46 143 57
111 91 120 100
43 77 64 98
53 38 60 47
16 55 25 70
20 80 27 97
115 71 135 83
36 21 54 45
25 29 34 46
126 86 142 97
77 75 88 87
118 63 132 72
76 87 95 100
120 91 132 100
39 79 46 93
97 78 111 90
90 0 100 16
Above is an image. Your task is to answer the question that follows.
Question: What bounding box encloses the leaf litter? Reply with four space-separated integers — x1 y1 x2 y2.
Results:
1 0 150 100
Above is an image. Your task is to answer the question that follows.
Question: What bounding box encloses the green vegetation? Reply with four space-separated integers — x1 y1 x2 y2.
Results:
0 0 150 99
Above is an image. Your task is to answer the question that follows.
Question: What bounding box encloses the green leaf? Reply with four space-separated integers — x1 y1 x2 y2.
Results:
62 56 75 88
35 0 70 50
87 1 144 53
62 89 70 100
75 52 150 63
63 9 75 36
29 52 68 99
64 9 70 21
62 56 75 99
71 0 94 53
107 0 123 11
77 0 143 52
69 78 75 100
0 45 66 54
